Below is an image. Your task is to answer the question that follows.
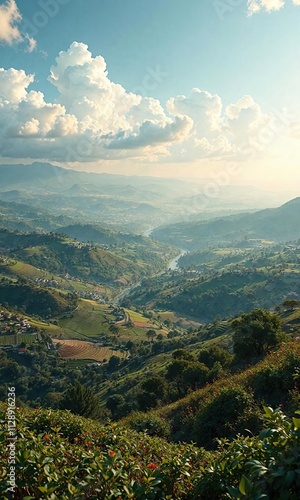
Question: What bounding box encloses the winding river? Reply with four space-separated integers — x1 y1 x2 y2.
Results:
114 228 188 305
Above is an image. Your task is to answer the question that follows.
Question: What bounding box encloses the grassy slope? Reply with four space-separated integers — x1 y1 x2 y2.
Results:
57 299 166 342
122 339 300 445
0 257 108 296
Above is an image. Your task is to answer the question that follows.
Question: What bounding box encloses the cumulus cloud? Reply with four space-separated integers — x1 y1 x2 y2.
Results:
0 41 287 164
167 88 223 136
0 42 194 161
248 0 300 14
225 95 274 150
107 116 193 149
0 0 37 51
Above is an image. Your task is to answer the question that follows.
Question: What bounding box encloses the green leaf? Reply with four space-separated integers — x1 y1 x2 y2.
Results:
43 464 51 476
227 485 241 498
38 487 48 493
239 475 253 496
263 406 273 417
292 417 300 429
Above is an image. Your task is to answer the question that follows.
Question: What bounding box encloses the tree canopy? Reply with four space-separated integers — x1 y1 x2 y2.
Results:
232 308 285 360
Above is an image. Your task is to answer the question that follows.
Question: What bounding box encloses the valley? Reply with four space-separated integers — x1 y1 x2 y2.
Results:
0 163 299 499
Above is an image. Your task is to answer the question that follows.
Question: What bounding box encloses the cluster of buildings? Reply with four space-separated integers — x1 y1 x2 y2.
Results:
0 311 36 335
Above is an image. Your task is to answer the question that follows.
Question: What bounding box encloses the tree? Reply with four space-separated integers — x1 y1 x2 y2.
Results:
109 324 119 335
172 348 194 361
182 362 209 391
232 309 285 360
60 381 100 418
141 375 168 400
146 329 157 342
137 376 168 410
166 359 189 395
283 300 300 311
198 345 233 369
106 394 125 418
108 355 121 372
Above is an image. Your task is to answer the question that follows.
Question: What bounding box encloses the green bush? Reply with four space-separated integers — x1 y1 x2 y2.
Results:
123 411 171 439
249 349 300 407
0 403 300 499
194 406 300 499
192 386 261 449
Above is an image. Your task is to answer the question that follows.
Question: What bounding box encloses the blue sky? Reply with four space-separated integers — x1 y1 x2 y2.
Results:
0 0 300 191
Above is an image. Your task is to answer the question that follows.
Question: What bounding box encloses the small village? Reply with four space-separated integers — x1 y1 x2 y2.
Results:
0 310 39 351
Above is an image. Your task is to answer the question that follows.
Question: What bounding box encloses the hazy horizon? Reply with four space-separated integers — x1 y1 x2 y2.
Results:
0 1 300 193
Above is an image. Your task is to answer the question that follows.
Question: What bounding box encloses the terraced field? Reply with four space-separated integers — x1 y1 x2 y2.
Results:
52 339 127 362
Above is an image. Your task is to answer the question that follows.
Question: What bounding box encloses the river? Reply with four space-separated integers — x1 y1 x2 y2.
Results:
142 227 187 271
114 228 187 305
168 249 188 270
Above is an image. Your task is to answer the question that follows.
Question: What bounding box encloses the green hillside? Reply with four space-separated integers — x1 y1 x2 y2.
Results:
1 397 299 498
0 280 76 319
128 268 300 323
0 228 176 286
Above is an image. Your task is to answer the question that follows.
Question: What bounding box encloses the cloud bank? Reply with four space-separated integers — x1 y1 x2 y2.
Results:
0 41 288 164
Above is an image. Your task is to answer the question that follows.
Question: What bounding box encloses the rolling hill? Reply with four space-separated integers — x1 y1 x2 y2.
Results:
0 228 176 286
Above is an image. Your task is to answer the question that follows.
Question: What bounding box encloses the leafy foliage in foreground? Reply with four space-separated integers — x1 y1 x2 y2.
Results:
0 404 300 499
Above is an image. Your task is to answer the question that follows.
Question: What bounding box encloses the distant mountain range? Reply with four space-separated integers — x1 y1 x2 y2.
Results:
152 197 300 250
0 162 296 235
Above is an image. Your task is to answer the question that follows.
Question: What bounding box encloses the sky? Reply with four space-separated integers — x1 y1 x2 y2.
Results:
0 0 300 192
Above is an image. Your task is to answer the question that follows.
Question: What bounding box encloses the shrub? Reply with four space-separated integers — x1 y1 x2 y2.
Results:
194 406 300 499
123 411 171 438
232 308 285 360
192 386 261 449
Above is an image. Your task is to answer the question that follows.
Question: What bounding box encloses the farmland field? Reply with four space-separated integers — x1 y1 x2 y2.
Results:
52 339 127 361
0 333 38 346
125 309 157 328
57 299 166 341
57 299 113 339
0 335 18 346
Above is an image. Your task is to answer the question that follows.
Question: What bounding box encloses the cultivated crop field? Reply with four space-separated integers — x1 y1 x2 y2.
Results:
0 335 17 346
125 309 157 328
52 338 127 361
0 333 38 346
0 258 108 296
57 299 113 339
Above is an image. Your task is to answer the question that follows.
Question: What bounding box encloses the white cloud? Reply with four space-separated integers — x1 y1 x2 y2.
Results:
0 0 37 50
0 0 21 45
167 88 223 136
248 0 300 14
107 116 193 150
25 35 37 53
0 67 34 102
0 41 288 165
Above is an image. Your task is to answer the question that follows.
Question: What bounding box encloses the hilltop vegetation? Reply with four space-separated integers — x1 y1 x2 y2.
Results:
0 279 76 319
